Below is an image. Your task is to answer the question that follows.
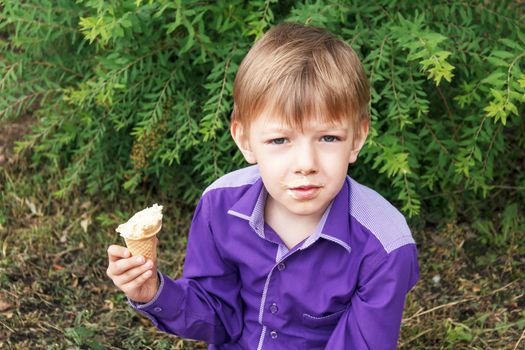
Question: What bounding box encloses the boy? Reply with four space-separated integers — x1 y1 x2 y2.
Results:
107 22 419 349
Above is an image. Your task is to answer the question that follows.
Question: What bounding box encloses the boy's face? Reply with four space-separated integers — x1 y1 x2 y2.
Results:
232 110 368 220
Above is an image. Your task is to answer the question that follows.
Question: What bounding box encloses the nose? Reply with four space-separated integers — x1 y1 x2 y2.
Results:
293 141 318 176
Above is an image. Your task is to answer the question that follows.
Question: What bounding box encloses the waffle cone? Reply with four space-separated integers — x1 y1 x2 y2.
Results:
123 221 161 261
124 236 157 261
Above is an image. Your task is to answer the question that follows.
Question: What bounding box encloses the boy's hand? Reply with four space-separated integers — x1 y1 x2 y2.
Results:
106 243 159 303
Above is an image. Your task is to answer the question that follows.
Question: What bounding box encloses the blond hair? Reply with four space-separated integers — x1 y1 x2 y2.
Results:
231 22 370 137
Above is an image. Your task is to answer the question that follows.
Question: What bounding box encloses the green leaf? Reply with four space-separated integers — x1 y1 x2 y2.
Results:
481 72 505 86
487 56 509 67
492 50 514 59
499 38 524 51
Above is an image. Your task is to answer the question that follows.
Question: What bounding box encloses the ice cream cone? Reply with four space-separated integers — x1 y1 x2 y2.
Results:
116 204 163 262
123 220 161 261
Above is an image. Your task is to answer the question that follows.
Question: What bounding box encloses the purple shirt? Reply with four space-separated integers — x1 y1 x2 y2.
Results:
130 165 419 349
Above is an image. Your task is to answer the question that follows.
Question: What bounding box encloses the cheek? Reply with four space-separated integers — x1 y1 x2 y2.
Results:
256 149 289 168
319 151 351 181
258 162 283 184
319 147 352 165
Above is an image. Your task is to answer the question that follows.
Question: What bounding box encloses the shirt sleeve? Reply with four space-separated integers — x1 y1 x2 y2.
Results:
325 243 419 349
128 194 243 345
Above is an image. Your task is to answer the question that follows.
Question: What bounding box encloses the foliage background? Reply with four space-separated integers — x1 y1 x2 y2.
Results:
1 0 524 221
1 0 524 349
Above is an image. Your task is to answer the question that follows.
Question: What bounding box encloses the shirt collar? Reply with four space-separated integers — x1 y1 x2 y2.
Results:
227 178 267 239
314 176 351 253
227 176 352 253
305 177 352 253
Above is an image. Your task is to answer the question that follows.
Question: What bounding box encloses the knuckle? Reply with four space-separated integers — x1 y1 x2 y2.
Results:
136 274 147 285
122 270 133 281
115 260 126 273
134 272 144 282
110 266 119 277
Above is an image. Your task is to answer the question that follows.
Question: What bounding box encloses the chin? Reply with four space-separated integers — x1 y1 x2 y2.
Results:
286 201 327 216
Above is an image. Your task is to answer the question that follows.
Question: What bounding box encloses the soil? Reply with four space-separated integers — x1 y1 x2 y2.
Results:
0 113 34 165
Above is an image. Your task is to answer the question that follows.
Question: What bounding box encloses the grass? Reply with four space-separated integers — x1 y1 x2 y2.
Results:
0 158 207 349
0 151 524 349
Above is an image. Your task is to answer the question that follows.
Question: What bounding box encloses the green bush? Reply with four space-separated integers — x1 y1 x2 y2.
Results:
1 1 524 228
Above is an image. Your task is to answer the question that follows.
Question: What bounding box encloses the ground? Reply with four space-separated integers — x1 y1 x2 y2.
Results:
0 118 524 349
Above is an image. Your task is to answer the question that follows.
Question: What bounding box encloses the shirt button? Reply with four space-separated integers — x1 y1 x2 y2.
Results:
277 262 286 271
269 303 278 314
153 307 162 312
270 330 278 339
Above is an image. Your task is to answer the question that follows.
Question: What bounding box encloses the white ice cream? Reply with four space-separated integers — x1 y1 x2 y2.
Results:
116 203 163 239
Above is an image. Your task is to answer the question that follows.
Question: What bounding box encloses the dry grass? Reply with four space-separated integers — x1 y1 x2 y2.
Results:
399 223 525 349
0 159 207 349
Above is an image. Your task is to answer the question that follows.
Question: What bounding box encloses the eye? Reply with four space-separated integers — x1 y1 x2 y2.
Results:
320 135 340 142
269 138 289 145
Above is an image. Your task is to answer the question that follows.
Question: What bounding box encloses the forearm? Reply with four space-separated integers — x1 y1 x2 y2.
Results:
129 272 240 345
326 244 419 348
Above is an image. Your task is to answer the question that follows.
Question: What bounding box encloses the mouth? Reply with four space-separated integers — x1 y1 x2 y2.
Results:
291 185 319 191
287 185 323 200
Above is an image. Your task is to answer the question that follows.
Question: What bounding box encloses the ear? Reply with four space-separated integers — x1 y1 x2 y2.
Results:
349 119 369 164
231 120 257 164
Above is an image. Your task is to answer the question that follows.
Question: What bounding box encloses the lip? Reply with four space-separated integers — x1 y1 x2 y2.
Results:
287 186 322 200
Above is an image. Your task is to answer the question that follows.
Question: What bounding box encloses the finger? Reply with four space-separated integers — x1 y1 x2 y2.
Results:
121 269 155 294
111 255 148 276
115 259 154 285
107 254 141 278
107 245 130 262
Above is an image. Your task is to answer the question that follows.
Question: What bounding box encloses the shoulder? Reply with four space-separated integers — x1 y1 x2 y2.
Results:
196 165 262 230
191 165 261 223
347 176 415 254
203 165 260 196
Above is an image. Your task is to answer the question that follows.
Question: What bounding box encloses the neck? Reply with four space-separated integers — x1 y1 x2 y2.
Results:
264 196 326 238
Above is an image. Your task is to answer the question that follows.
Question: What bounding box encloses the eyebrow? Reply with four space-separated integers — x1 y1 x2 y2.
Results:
261 127 349 133
317 127 349 132
262 127 291 133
